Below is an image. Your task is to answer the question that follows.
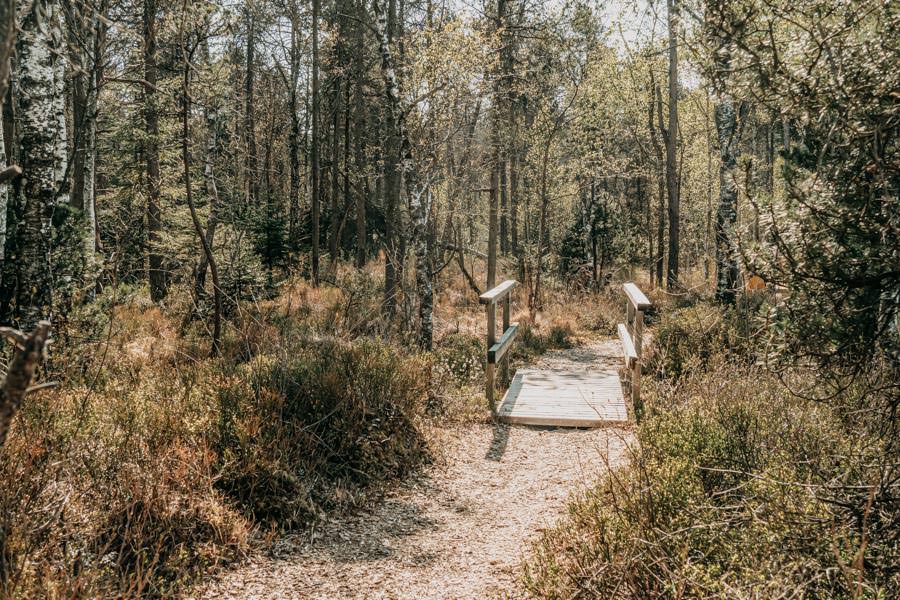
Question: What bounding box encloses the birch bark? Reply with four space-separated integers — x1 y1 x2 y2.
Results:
373 0 433 350
15 0 68 327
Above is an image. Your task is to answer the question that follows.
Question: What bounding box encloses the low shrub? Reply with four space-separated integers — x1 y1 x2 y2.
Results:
646 300 768 379
0 281 434 598
214 337 431 525
523 358 899 598
515 320 575 362
430 333 487 422
0 361 248 599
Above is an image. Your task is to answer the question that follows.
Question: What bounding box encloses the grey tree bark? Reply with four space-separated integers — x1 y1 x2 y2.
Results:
144 0 166 302
648 75 665 289
373 0 433 350
665 0 680 290
714 89 740 303
287 0 301 244
69 0 108 259
15 0 68 327
311 0 321 285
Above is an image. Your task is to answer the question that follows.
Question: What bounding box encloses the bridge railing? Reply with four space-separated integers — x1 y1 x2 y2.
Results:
618 282 651 412
480 280 519 417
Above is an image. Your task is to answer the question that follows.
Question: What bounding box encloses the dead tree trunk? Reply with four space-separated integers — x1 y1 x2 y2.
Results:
0 321 51 448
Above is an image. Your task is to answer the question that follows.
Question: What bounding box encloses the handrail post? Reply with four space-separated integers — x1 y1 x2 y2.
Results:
501 294 511 386
486 301 496 416
633 308 643 407
480 279 519 418
619 282 651 416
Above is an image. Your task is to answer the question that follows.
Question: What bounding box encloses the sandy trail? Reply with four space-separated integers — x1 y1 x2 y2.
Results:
191 340 632 600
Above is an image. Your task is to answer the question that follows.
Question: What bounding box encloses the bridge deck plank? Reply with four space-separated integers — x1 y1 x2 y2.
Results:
497 368 628 427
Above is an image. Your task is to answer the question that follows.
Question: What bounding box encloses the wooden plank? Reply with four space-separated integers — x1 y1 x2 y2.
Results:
497 368 629 427
623 282 651 310
488 324 519 364
618 323 638 367
479 279 518 304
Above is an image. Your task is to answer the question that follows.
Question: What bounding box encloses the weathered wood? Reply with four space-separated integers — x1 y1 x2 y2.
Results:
623 282 651 310
483 279 520 417
498 369 628 427
500 294 511 383
486 300 496 414
0 321 52 448
488 323 519 364
618 283 650 410
479 279 517 304
618 323 638 368
634 308 643 358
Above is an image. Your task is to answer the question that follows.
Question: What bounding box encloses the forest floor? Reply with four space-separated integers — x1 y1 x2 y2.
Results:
190 339 633 600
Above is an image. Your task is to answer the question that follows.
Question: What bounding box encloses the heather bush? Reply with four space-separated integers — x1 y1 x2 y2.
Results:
524 357 899 598
0 280 434 598
214 337 430 525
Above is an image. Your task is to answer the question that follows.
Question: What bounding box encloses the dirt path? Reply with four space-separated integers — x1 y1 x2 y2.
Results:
191 340 632 600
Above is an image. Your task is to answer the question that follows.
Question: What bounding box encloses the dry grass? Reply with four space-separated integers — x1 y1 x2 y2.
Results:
0 258 623 598
522 302 900 599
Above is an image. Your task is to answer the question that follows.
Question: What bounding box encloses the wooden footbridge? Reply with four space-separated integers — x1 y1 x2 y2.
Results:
481 281 650 427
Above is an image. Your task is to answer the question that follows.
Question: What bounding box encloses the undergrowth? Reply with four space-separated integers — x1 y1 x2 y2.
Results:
0 263 604 598
523 299 900 598
0 274 431 598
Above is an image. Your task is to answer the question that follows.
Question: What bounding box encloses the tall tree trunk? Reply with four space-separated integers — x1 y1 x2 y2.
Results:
311 0 321 285
244 5 258 206
382 0 402 317
648 76 665 289
15 0 67 327
195 104 221 300
665 0 680 290
373 0 432 350
329 77 341 271
69 0 107 259
499 161 508 255
287 0 301 244
0 0 14 278
0 123 6 271
487 0 506 289
353 7 368 270
714 91 740 303
704 92 713 281
144 0 166 302
180 18 221 356
532 143 551 313
0 0 15 105
590 179 598 287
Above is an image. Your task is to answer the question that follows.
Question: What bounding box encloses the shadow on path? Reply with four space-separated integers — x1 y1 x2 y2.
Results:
485 422 510 461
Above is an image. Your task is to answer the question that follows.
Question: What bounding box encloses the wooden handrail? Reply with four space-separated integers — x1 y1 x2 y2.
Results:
484 279 519 417
488 324 519 364
618 282 651 413
617 324 637 368
623 282 651 310
479 279 517 304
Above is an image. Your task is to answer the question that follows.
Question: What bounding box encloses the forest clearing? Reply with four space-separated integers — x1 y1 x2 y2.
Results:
0 0 897 598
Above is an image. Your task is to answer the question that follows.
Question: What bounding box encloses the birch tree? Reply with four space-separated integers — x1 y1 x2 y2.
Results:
373 0 434 349
14 0 68 327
